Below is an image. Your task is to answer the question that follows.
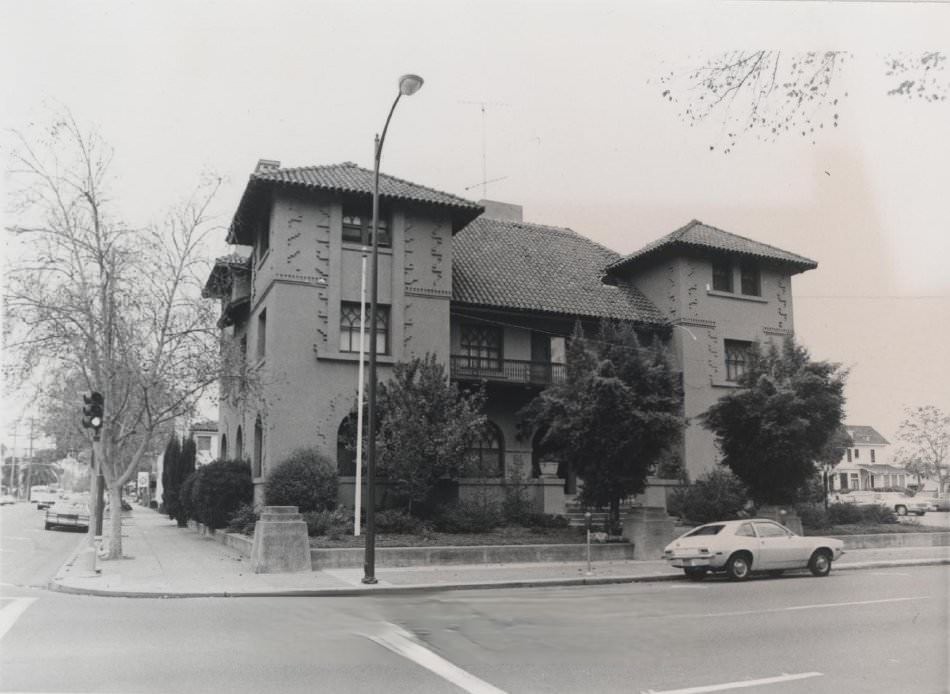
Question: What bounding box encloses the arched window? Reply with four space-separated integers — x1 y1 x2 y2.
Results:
220 434 229 461
253 416 263 478
337 416 357 476
464 421 504 477
235 426 244 460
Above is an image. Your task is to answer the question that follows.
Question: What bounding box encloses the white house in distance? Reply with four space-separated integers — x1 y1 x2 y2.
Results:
830 425 908 491
154 420 221 508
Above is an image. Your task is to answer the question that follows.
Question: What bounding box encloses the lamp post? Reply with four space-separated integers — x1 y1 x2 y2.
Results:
363 73 424 584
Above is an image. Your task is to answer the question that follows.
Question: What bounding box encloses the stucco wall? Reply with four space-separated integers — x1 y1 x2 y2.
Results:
216 190 455 500
633 255 799 481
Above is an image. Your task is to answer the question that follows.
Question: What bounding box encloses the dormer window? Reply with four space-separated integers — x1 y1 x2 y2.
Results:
740 264 761 296
342 205 390 247
712 261 733 292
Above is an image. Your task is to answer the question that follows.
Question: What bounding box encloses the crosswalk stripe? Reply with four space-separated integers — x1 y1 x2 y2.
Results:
0 597 37 641
367 623 507 694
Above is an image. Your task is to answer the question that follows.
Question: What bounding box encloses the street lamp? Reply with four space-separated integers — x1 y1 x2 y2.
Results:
363 73 424 584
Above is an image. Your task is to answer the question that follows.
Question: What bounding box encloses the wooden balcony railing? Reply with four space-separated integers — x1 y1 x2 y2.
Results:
450 355 566 386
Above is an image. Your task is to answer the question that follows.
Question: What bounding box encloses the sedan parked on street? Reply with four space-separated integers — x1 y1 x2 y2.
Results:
44 500 90 531
663 519 845 581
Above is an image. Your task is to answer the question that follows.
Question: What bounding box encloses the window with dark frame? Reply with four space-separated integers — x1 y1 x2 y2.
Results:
724 339 753 382
464 422 504 478
871 449 876 463
252 416 263 478
712 261 733 292
460 324 503 371
342 205 391 248
256 309 267 360
740 264 761 296
847 449 852 462
339 302 389 355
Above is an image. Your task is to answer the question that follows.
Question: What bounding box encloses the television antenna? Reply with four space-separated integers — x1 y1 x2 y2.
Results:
460 100 510 199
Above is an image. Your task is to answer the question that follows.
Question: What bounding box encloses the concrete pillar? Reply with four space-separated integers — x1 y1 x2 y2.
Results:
250 506 311 573
538 462 565 515
757 506 803 535
622 506 675 559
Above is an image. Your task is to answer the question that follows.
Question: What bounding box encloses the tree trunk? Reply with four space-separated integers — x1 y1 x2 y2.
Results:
105 484 124 559
609 497 621 536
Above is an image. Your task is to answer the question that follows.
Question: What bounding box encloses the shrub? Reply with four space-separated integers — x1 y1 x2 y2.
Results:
303 508 350 537
795 502 830 530
501 473 534 526
227 503 259 536
667 469 749 524
858 504 898 525
827 502 862 525
524 512 570 529
433 499 503 533
179 471 198 522
191 459 254 530
374 509 425 534
264 448 338 513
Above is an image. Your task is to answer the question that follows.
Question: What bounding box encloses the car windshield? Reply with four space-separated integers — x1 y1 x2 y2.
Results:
685 524 724 537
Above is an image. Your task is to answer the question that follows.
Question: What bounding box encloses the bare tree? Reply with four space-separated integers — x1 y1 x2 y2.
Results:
894 406 950 495
4 111 221 558
656 51 947 153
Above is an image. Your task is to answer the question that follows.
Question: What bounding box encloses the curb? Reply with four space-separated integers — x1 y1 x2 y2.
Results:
46 557 950 599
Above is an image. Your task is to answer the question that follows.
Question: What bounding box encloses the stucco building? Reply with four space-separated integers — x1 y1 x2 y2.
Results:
203 160 818 509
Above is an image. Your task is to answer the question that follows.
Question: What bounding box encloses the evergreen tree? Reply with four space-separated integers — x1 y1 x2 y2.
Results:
519 321 684 532
161 436 182 520
700 337 847 506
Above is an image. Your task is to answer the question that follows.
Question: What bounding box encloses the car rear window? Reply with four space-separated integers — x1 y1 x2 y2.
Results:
685 524 724 537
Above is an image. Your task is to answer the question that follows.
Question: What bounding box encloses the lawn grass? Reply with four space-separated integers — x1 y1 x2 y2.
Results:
309 525 589 548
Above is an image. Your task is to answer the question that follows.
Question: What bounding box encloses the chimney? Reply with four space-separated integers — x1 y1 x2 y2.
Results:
255 159 281 174
478 199 523 222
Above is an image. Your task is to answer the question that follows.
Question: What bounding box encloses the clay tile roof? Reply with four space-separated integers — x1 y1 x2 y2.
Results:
189 420 218 433
228 162 483 244
606 219 818 275
845 425 890 446
253 162 480 211
452 217 667 324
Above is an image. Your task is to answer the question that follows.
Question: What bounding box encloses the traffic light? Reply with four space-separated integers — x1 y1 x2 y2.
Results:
82 392 104 431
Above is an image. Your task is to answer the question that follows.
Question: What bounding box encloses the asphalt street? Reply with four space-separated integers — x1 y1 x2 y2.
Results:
2 501 948 694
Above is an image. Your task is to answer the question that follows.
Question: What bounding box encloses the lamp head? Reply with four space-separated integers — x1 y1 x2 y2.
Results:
398 74 424 96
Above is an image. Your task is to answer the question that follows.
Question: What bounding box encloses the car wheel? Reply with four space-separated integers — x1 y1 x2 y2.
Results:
809 550 832 577
895 505 908 516
684 568 708 581
726 553 752 581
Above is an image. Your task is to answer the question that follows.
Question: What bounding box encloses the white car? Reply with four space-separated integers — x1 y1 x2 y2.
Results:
662 519 845 581
834 490 928 516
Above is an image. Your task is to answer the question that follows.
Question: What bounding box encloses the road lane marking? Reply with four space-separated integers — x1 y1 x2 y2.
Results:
367 622 507 694
669 596 927 620
641 671 822 693
0 597 37 641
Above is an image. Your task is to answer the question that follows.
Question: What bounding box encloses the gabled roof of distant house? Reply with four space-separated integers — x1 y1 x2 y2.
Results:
845 425 890 446
453 217 667 324
202 253 252 299
605 219 818 276
228 160 484 244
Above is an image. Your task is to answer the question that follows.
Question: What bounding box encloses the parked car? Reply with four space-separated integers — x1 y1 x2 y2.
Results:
0 494 16 505
833 489 928 516
662 519 845 581
44 500 90 531
920 492 950 512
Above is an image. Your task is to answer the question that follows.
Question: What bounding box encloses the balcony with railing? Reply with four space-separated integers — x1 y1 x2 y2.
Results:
450 355 566 386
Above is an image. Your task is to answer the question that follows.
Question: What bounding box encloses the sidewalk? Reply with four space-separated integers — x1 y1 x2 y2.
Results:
50 509 950 598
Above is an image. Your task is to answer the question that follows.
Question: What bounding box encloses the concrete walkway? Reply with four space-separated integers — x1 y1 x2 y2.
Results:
50 508 950 598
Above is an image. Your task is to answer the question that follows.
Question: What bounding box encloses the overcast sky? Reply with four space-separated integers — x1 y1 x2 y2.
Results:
2 0 948 454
